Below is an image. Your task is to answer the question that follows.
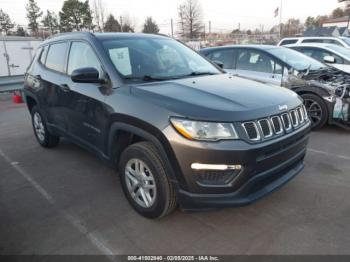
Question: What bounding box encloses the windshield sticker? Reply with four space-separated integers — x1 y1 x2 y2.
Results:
109 47 132 76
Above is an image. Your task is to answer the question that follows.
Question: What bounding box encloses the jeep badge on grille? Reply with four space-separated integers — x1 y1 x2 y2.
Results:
279 105 288 111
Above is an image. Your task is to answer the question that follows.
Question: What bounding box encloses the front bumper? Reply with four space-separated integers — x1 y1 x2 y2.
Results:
163 122 310 210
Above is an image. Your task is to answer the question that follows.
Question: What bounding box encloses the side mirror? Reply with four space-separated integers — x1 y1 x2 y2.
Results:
324 55 336 64
71 67 105 84
213 60 224 69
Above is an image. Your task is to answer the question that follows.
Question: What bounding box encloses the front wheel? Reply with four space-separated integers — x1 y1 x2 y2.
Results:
301 93 328 130
119 142 177 218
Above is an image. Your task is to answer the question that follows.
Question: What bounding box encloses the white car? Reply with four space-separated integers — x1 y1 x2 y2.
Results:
286 43 350 73
278 37 350 49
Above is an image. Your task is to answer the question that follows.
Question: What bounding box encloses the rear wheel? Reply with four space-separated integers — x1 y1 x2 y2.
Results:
301 93 328 130
31 105 60 148
119 142 177 218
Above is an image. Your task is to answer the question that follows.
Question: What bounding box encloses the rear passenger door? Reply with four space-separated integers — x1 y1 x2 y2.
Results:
60 41 108 153
37 42 70 132
233 49 283 86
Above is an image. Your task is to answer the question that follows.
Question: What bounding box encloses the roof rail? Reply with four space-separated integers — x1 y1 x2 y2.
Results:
47 31 95 40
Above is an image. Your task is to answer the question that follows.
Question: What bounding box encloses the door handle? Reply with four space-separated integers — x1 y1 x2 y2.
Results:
59 84 71 92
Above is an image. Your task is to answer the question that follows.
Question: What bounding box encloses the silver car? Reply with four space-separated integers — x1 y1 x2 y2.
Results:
200 45 350 130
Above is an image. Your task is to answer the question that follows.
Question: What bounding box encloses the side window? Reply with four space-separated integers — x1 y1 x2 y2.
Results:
209 49 235 69
68 42 103 76
280 39 298 46
302 39 322 44
274 62 283 74
39 46 48 65
236 50 275 73
324 39 343 46
307 48 344 64
46 42 68 73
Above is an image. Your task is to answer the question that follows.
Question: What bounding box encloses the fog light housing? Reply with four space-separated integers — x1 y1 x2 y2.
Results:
191 163 242 170
191 163 242 186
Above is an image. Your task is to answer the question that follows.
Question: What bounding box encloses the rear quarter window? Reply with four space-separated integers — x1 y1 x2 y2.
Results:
45 42 68 73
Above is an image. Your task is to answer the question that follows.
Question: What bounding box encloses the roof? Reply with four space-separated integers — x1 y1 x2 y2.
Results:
42 32 168 45
339 27 349 35
303 26 339 37
286 43 339 48
201 44 281 52
323 16 349 24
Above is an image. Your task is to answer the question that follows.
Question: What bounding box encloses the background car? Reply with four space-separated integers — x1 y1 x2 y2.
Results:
278 36 350 48
200 45 350 130
286 43 350 74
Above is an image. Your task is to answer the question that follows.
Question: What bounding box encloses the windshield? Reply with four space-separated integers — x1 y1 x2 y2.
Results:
267 47 326 71
102 37 221 81
326 44 350 59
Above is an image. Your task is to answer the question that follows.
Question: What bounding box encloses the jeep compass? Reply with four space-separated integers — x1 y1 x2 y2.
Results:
24 32 311 218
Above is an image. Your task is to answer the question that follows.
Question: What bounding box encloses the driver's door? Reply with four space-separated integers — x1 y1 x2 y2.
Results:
60 41 109 152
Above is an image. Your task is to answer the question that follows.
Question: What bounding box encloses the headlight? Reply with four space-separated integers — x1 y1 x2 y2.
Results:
170 118 239 141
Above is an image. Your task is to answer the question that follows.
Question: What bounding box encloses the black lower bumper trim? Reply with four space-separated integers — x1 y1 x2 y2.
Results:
177 149 306 210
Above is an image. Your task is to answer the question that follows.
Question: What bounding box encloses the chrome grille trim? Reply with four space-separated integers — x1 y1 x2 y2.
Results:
297 107 305 123
290 110 299 127
281 113 292 131
302 105 308 120
258 119 273 138
242 122 260 141
270 116 283 135
242 105 309 142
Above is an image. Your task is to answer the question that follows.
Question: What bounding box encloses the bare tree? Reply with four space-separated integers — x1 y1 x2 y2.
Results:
177 0 203 40
178 5 186 38
92 0 106 32
120 15 135 32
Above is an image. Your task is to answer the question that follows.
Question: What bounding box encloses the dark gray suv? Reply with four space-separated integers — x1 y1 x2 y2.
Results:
24 32 311 218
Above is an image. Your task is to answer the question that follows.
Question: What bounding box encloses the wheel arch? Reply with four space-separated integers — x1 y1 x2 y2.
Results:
25 94 38 113
107 115 184 187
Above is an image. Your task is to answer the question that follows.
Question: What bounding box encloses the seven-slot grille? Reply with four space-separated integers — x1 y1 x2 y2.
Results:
242 106 308 142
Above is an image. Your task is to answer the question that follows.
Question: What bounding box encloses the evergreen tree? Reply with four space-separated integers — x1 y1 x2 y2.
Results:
59 0 93 32
142 17 159 34
26 0 43 34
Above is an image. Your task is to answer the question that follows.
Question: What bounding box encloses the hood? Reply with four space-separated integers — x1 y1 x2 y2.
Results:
129 74 302 122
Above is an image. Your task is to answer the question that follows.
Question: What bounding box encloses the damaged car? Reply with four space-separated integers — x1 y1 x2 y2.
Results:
200 45 350 130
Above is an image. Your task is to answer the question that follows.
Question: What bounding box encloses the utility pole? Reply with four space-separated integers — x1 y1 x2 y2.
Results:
279 0 283 39
209 21 211 34
171 18 174 38
120 16 123 32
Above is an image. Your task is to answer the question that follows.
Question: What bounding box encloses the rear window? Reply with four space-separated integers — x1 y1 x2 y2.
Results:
45 42 68 73
280 39 298 46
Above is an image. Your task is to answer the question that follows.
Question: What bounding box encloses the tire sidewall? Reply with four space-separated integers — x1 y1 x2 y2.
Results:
301 94 328 130
119 145 169 218
31 106 50 147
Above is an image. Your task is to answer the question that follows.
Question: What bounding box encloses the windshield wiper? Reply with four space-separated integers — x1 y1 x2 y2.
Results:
124 75 174 82
188 71 219 76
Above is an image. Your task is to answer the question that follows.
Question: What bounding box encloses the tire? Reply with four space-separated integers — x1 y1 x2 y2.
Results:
31 105 60 148
119 141 177 218
301 93 328 130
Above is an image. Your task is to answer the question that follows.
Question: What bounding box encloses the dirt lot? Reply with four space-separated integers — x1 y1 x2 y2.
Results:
1 98 350 256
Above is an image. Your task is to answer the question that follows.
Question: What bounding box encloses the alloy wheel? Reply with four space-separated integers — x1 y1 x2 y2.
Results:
33 112 45 142
303 98 323 128
125 158 157 208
